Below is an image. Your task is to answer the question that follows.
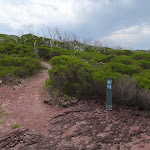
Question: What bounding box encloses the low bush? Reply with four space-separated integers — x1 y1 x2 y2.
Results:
103 62 141 75
48 55 150 110
0 66 16 79
38 47 58 60
135 60 150 69
0 56 41 81
113 76 137 106
0 42 35 57
134 70 150 90
91 69 121 98
49 55 124 99
136 89 150 110
113 76 150 110
12 124 20 129
75 52 95 60
75 52 114 63
111 55 134 65
1 34 149 110
107 50 134 56
38 46 76 60
118 50 134 56
131 52 150 61
49 55 94 98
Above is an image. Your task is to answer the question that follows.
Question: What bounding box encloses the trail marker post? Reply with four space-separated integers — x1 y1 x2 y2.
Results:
106 78 112 110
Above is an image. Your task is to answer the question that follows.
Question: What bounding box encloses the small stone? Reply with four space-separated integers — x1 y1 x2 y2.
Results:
44 100 49 104
0 80 2 84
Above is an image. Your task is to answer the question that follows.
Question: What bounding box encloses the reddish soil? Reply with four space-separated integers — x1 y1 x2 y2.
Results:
0 62 65 136
0 62 150 150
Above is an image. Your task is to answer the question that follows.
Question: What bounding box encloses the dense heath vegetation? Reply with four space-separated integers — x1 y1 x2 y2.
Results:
0 34 42 83
0 33 150 110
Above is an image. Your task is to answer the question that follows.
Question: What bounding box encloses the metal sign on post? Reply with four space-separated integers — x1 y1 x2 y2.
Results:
106 78 112 110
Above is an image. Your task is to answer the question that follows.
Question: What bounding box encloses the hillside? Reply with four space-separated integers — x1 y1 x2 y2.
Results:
0 33 150 149
0 33 150 110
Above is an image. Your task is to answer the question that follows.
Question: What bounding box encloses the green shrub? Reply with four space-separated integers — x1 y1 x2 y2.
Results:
103 62 140 75
84 46 95 52
111 55 134 65
49 55 94 98
119 50 134 55
112 76 150 110
0 54 9 58
107 50 134 56
1 34 150 110
49 55 122 99
48 54 150 109
0 56 41 67
136 77 150 90
38 47 52 59
12 124 20 129
76 52 94 60
92 69 121 82
0 42 35 57
0 66 16 79
0 56 41 80
134 70 150 90
135 60 150 69
136 89 150 110
38 46 76 60
75 52 114 63
113 76 137 106
91 69 121 98
131 52 150 61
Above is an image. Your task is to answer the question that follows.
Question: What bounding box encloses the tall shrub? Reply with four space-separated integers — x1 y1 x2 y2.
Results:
49 55 94 98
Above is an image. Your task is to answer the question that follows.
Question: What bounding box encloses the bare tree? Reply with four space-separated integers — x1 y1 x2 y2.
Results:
14 24 115 53
22 24 38 51
20 24 49 52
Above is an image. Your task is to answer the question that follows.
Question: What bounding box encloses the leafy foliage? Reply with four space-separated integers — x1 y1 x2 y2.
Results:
0 33 150 110
47 49 150 109
49 55 94 98
0 55 41 80
0 34 42 81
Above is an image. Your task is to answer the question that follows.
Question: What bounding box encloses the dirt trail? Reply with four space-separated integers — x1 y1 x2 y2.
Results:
0 62 65 136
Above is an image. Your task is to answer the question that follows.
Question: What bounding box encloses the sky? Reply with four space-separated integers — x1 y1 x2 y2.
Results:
0 0 150 50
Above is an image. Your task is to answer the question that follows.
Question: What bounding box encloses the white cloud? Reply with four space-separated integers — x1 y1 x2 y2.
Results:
0 0 150 49
105 24 150 49
120 0 132 5
0 0 98 31
0 0 135 30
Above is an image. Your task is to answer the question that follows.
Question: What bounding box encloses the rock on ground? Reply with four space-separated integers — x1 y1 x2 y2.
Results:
1 100 150 150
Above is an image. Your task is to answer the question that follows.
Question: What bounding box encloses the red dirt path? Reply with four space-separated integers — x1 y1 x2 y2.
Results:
0 62 65 136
